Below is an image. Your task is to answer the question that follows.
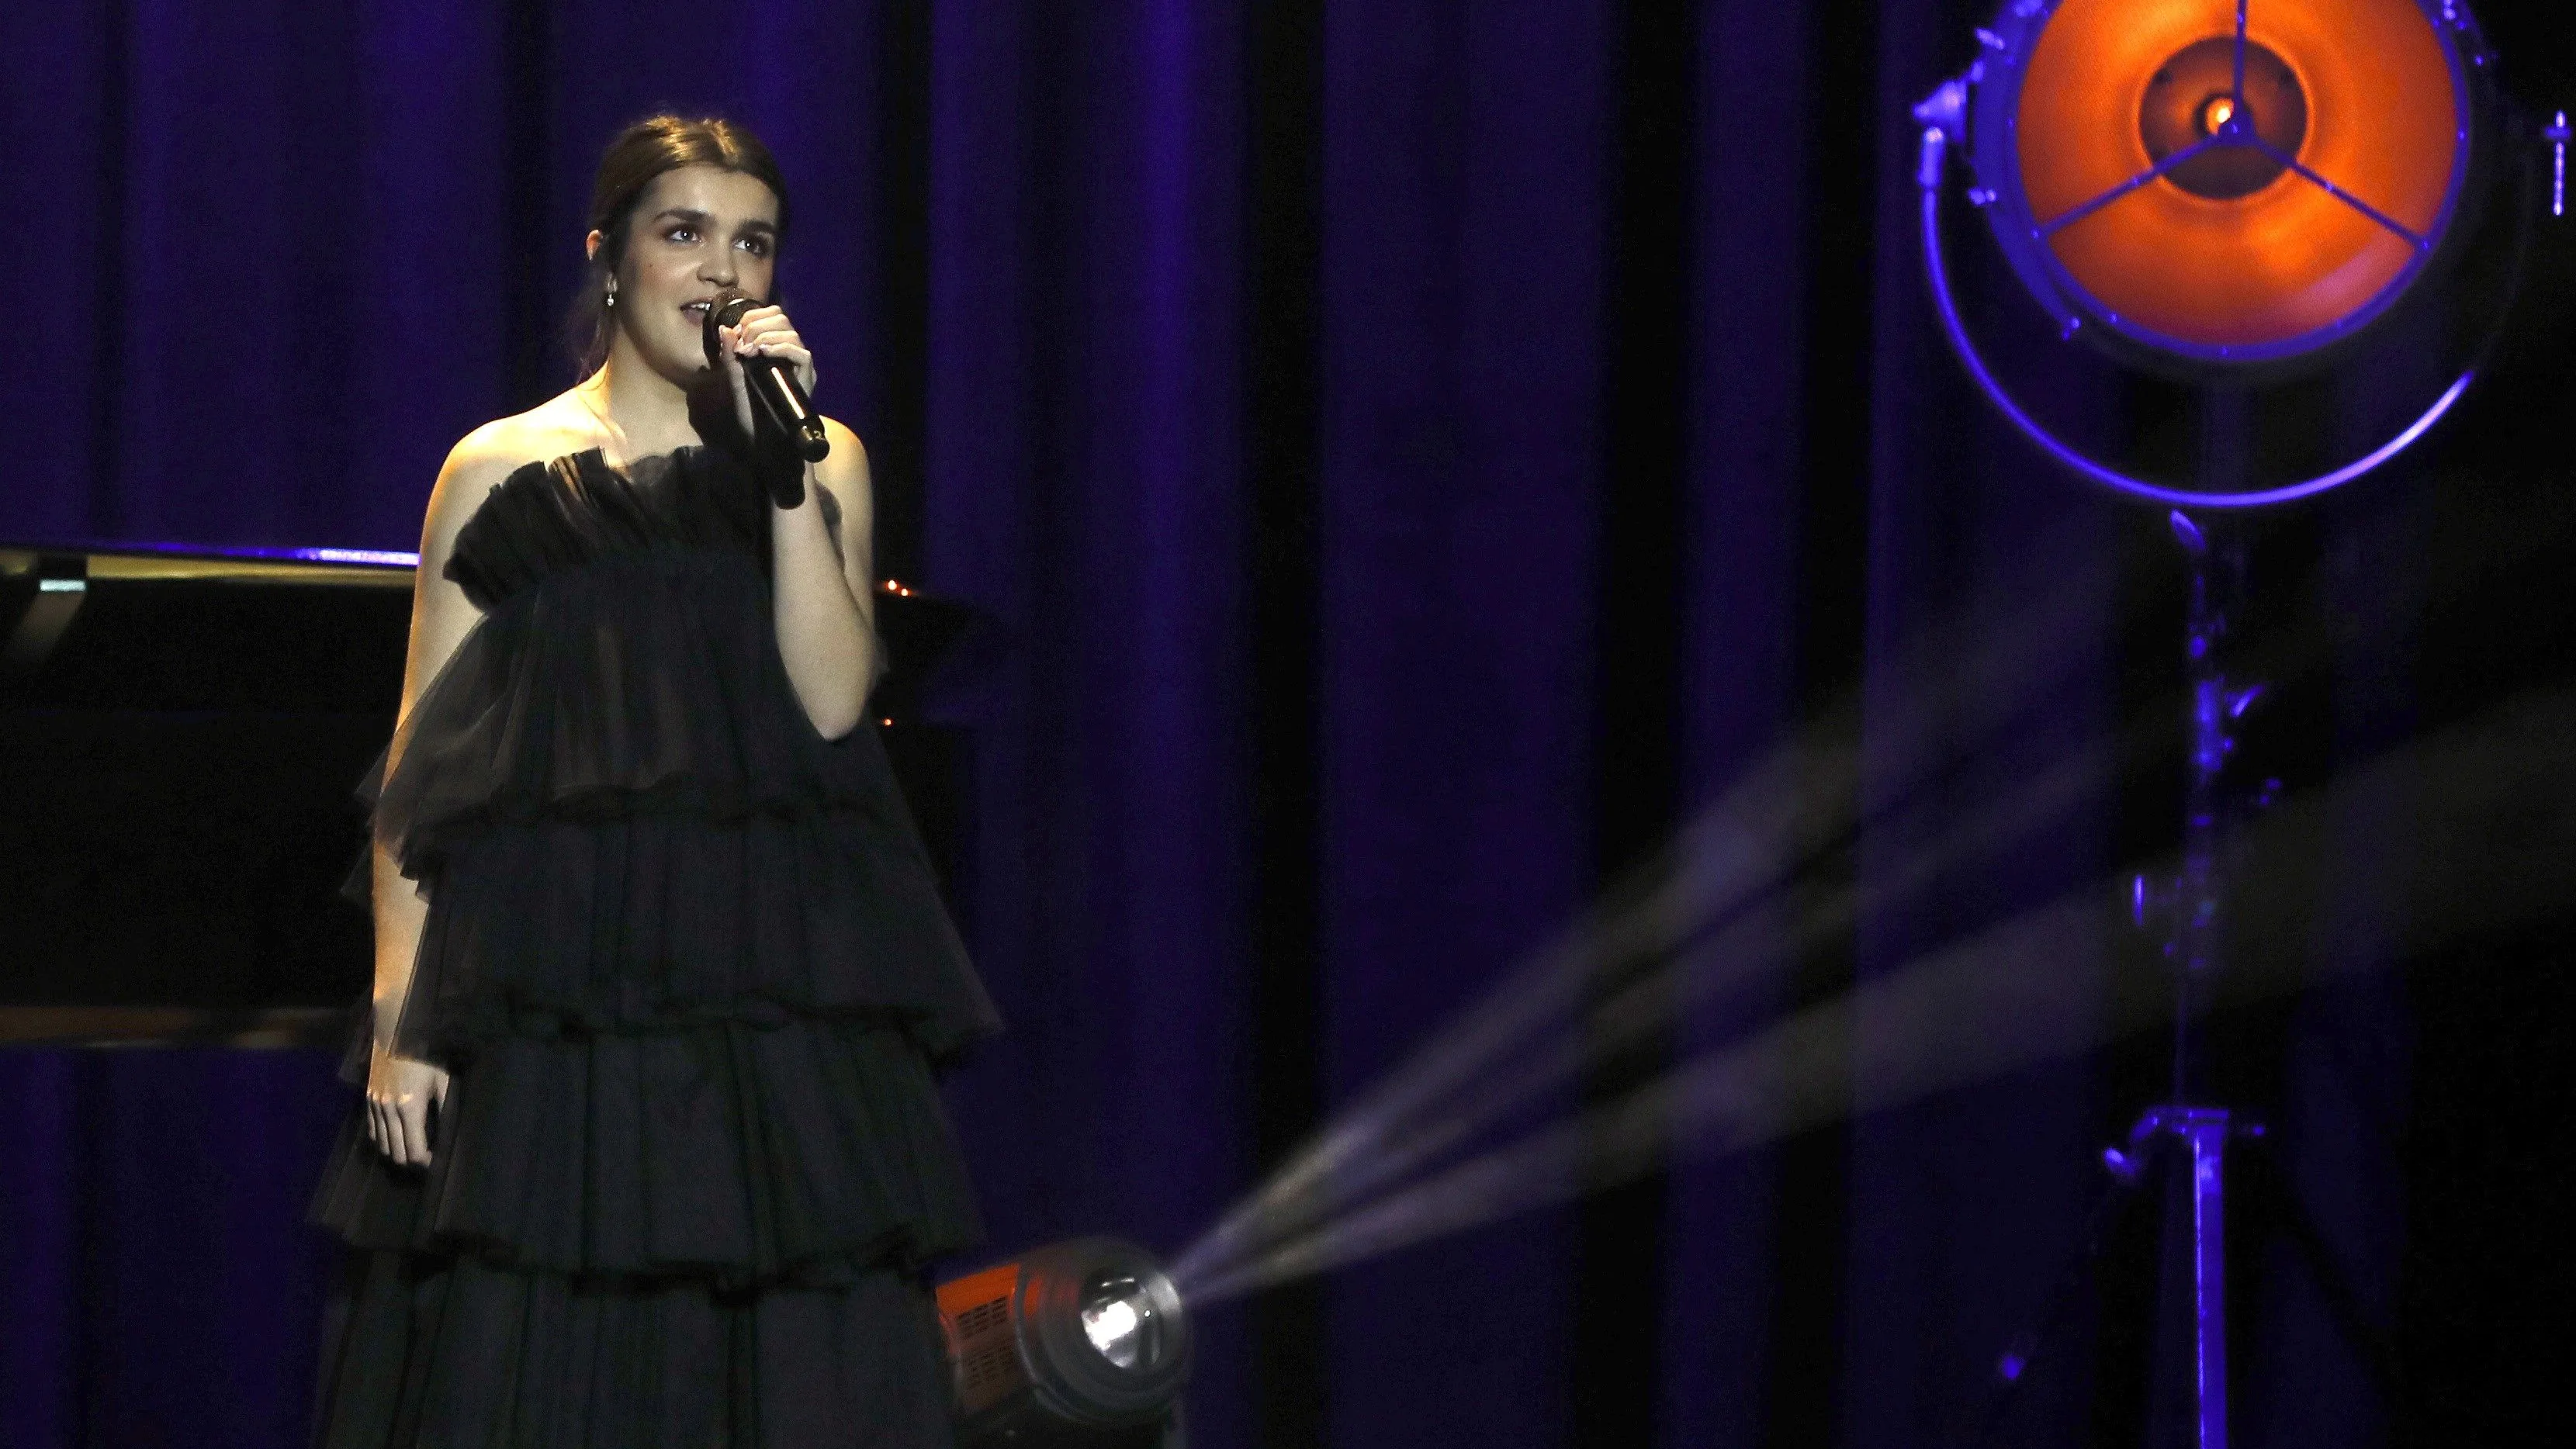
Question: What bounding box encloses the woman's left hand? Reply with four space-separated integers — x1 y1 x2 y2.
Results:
716 304 819 441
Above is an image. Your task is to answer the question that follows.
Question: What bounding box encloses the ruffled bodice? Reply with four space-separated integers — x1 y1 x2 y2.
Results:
360 446 999 1068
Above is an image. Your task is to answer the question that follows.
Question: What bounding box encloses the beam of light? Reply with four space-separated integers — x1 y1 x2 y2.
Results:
1179 721 2128 1295
1173 538 2121 1292
1175 482 2575 1299
1178 687 2576 1304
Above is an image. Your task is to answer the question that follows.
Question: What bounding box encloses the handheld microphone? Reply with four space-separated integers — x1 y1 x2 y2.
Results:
701 289 830 463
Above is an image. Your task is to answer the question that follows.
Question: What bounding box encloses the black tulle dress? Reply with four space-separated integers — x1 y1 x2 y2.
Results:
308 445 998 1448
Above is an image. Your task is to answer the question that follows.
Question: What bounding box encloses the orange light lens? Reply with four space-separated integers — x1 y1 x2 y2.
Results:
2014 0 2461 351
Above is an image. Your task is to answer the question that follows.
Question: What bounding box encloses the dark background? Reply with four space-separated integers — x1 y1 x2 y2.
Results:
5 1 2575 1446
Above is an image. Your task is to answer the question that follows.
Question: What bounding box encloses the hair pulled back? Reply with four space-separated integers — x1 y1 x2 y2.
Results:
569 114 791 377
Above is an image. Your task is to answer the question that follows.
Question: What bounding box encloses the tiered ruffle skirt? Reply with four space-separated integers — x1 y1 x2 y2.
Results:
309 534 994 1447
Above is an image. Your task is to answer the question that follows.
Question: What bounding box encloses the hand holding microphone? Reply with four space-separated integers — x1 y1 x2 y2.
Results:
699 288 828 507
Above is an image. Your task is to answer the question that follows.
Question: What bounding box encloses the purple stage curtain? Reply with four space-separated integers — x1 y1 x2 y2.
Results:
916 5 1255 1445
0 1050 347 1449
1832 1 2123 1440
1656 0 1815 1440
0 0 898 555
1315 0 1608 1440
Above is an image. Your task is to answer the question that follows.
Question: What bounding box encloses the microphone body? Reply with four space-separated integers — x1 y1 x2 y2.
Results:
704 292 831 465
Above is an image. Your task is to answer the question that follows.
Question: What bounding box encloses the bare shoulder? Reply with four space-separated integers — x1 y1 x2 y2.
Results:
420 396 606 552
814 416 873 529
818 417 871 496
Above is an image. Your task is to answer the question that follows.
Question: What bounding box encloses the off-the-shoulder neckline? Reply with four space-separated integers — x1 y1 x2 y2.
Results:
503 442 711 483
485 442 840 524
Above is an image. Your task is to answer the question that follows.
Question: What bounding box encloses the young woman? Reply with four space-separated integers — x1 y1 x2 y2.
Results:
309 116 996 1447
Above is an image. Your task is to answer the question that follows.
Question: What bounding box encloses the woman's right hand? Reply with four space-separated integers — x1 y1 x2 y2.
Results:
365 1038 452 1168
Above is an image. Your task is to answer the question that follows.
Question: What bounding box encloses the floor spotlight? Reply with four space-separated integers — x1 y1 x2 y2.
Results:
937 1238 1193 1447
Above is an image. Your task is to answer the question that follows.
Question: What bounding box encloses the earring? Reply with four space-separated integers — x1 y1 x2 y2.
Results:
604 285 618 309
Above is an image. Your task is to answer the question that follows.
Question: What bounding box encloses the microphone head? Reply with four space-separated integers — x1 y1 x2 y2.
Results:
700 288 758 365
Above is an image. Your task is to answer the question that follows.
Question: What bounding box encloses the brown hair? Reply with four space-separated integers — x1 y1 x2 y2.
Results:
568 115 792 376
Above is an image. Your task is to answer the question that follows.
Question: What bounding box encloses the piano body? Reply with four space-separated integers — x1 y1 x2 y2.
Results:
0 541 975 1048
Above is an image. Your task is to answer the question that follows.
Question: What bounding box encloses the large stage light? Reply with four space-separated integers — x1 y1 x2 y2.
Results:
1912 0 2535 508
1987 0 2471 364
937 1238 1193 1447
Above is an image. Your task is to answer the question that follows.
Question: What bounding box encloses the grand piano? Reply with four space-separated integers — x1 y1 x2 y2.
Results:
0 540 974 1048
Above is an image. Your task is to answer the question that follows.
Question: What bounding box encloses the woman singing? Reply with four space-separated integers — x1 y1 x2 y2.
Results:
309 116 997 1447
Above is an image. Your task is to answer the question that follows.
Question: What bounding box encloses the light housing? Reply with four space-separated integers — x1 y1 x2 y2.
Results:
1968 0 2480 368
937 1238 1193 1447
1910 0 2531 508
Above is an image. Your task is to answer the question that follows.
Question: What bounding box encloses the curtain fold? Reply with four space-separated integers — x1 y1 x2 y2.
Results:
1313 0 1609 1440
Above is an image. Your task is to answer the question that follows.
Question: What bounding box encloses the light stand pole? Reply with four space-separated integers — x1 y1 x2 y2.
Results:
2114 510 2252 1449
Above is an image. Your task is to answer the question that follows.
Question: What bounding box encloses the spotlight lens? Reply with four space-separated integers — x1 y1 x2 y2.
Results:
2136 38 2306 202
1080 1280 1156 1370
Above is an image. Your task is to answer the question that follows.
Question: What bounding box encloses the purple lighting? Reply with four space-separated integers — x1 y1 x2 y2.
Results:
2550 111 2568 217
2 537 418 570
290 546 418 567
1916 126 2477 510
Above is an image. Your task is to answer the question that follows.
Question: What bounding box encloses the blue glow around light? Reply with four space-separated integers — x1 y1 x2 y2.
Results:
2550 111 2567 217
1918 128 2475 511
290 546 420 566
3 536 420 569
